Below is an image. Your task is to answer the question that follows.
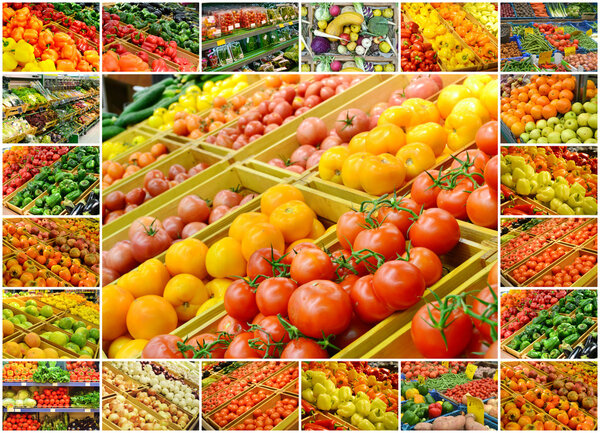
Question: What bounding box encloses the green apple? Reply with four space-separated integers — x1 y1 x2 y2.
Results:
584 101 597 114
525 121 536 133
588 113 597 129
577 127 593 141
577 113 590 127
542 126 553 137
528 138 538 143
566 138 581 143
520 132 530 143
584 138 597 144
529 129 541 140
554 124 565 134
537 137 548 143
571 103 583 115
547 132 562 143
561 129 576 142
564 119 578 131
536 119 547 129
547 117 560 128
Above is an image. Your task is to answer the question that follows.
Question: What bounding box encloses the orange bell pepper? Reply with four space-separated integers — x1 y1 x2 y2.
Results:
60 43 76 60
76 59 92 72
10 27 24 41
33 44 41 59
52 32 72 49
102 51 119 72
27 17 42 32
3 7 16 22
37 29 53 49
41 48 59 62
22 28 37 44
56 59 76 72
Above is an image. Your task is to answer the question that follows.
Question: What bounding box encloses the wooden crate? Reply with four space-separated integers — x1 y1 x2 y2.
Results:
3 297 63 321
102 393 180 430
2 301 49 332
2 330 78 359
206 386 276 429
31 321 98 357
301 411 357 431
102 123 159 146
526 249 597 288
227 392 299 431
503 243 576 287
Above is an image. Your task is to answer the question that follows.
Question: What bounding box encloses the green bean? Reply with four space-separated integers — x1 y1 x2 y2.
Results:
423 373 470 391
563 25 598 51
501 57 537 72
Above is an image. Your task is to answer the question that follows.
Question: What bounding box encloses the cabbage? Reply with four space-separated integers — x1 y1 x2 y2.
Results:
15 399 24 408
16 390 30 400
311 36 331 54
23 398 36 408
314 4 331 21
4 391 15 398
3 398 15 408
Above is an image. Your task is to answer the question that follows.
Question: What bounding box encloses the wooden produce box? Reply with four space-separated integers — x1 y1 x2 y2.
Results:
227 392 299 431
31 321 98 357
2 331 78 359
103 123 159 147
205 386 276 429
104 39 184 72
302 411 357 431
2 301 49 333
581 235 598 252
503 243 575 287
102 393 180 430
525 249 597 288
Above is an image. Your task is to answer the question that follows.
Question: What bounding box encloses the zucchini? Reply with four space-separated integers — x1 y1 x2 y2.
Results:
102 125 125 141
102 111 118 119
102 117 116 127
120 85 166 116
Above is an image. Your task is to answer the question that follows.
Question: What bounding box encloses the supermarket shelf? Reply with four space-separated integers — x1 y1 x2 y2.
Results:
207 38 297 71
3 382 100 387
3 408 99 413
202 20 298 49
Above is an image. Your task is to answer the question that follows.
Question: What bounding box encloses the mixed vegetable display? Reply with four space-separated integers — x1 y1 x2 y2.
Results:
500 361 597 430
2 3 100 72
301 3 398 72
500 146 597 216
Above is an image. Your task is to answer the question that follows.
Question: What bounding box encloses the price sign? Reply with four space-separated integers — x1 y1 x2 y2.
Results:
85 409 91 413
525 27 534 34
417 375 426 384
493 370 498 381
564 46 576 56
251 23 256 28
279 23 285 28
21 382 27 386
587 29 593 36
288 21 293 25
216 39 226 46
85 382 90 386
465 363 478 380
467 395 485 424
557 27 564 33
442 361 449 368
50 409 56 413
538 51 552 64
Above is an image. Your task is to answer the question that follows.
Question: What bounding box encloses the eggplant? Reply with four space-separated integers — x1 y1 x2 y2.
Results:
70 202 85 215
568 345 583 359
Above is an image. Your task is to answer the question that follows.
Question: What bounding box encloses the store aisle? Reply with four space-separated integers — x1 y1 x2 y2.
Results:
80 121 101 144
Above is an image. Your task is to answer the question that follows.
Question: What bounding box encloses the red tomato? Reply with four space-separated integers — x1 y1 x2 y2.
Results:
411 170 442 209
436 179 474 220
280 338 328 358
466 185 498 229
246 248 283 282
372 260 425 310
335 109 369 142
142 334 191 359
255 277 297 316
336 211 367 250
187 333 227 358
350 275 394 323
353 223 406 272
254 316 291 357
375 198 421 237
290 249 334 285
225 332 260 358
475 121 498 156
471 284 498 343
224 280 259 322
484 155 498 191
405 247 443 286
409 208 460 255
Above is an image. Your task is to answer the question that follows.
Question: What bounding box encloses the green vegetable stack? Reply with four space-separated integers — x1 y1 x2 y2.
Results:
401 382 455 427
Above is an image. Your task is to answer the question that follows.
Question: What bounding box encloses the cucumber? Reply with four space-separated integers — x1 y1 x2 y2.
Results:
114 94 182 128
102 125 125 141
102 111 118 119
132 77 175 100
102 118 116 127
120 85 166 116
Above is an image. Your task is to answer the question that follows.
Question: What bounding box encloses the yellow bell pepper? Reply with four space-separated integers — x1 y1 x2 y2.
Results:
39 59 56 71
14 39 35 65
22 62 41 72
3 52 18 71
3 37 17 51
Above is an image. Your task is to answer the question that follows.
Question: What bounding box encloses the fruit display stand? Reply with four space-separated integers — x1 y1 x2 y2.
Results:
500 146 597 215
2 360 100 431
301 3 398 72
400 362 498 430
3 290 100 359
500 289 597 360
301 361 397 431
201 361 299 430
500 361 598 430
101 361 200 431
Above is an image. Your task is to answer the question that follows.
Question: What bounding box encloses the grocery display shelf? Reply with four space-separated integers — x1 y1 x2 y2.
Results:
3 382 100 387
203 20 298 49
3 408 99 413
206 38 297 71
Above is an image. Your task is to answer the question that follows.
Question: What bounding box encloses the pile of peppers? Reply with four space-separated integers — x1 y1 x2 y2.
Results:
400 18 441 72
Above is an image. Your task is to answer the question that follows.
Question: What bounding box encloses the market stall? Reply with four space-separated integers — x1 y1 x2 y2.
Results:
100 72 498 360
2 3 99 72
500 147 597 215
3 289 100 359
202 3 299 72
401 2 498 72
401 361 498 430
2 361 100 431
500 218 598 287
202 361 299 430
101 361 199 431
500 289 597 359
3 218 100 287
500 3 597 72
500 361 598 430
301 3 398 72
3 75 100 143
3 146 100 216
101 3 199 72
301 361 397 431
500 74 598 143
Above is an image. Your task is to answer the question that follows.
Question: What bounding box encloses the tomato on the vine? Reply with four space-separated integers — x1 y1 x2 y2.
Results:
404 247 443 286
255 277 297 316
280 338 328 358
471 284 498 343
224 279 259 322
246 248 282 282
411 170 442 209
290 248 334 285
142 335 191 359
336 211 367 250
253 316 291 357
436 179 474 220
409 208 460 255
372 260 425 310
350 275 394 323
466 185 498 229
484 155 498 191
375 197 421 237
353 222 405 271
224 332 260 358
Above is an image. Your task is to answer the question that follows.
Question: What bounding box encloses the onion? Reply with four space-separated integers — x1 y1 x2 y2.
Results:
108 414 119 423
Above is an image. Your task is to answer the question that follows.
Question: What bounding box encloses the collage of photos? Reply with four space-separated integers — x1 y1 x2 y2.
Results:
1 0 599 432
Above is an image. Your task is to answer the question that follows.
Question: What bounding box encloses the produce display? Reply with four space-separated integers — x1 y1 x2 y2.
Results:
500 146 597 216
203 4 299 72
2 76 100 144
101 3 199 72
402 3 498 72
202 361 299 430
500 217 598 287
2 3 100 72
3 146 100 216
500 3 597 72
2 360 100 431
401 361 498 430
301 361 398 431
301 3 398 72
3 218 100 287
3 290 100 359
101 361 199 430
500 289 597 359
500 361 598 430
501 74 597 143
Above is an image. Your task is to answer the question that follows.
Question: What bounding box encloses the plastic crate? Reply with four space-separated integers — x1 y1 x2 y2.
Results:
503 35 531 61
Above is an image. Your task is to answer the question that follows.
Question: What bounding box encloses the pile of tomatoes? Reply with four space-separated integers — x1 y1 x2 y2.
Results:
510 245 568 284
209 389 270 428
229 398 298 431
401 361 467 379
3 414 40 431
203 378 252 414
528 254 597 287
263 366 298 389
562 221 597 246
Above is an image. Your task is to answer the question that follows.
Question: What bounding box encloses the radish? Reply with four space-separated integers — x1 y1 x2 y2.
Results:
330 5 341 16
331 60 342 72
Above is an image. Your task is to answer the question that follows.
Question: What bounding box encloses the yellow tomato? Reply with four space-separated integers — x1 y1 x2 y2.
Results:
348 131 368 153
401 99 441 127
269 200 316 243
206 237 247 278
196 297 223 315
325 224 337 236
261 185 305 215
405 123 447 156
108 335 133 359
185 85 201 95
163 274 210 322
365 124 406 155
396 143 437 180
480 80 498 120
229 212 269 242
359 153 406 196
450 98 490 123
203 80 215 92
308 219 326 239
205 278 233 298
445 112 483 151
179 95 196 110
165 238 208 280
117 259 170 298
114 339 148 359
462 75 492 98
241 222 285 260
377 106 406 128
436 84 473 118
319 146 350 184
341 152 370 190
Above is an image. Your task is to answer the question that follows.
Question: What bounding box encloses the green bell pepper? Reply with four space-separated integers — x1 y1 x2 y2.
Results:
402 411 419 426
355 398 371 417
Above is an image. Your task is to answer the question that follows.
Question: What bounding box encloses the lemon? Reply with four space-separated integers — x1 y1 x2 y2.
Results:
384 64 395 72
318 20 328 30
373 9 382 16
374 65 383 72
132 135 146 146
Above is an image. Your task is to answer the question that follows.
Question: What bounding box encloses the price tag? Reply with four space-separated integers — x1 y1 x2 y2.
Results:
50 409 56 413
465 363 478 380
85 409 90 413
525 27 534 34
251 23 256 28
21 382 26 386
288 21 293 25
13 409 20 413
216 39 226 46
493 370 498 381
441 361 449 368
564 46 576 56
538 51 552 64
85 382 90 386
234 23 240 29
467 395 485 424
417 375 426 384
52 383 58 386
587 29 593 36
279 23 284 28
557 27 564 33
